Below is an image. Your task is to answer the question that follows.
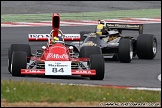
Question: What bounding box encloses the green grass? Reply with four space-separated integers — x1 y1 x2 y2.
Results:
1 9 161 22
1 80 161 103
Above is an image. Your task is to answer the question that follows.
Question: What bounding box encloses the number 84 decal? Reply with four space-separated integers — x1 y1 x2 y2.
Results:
52 68 64 73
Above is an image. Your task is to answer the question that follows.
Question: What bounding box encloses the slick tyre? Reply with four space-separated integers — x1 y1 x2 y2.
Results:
8 44 31 73
136 34 157 59
89 55 105 80
79 46 102 77
118 38 133 63
79 46 102 58
11 51 26 77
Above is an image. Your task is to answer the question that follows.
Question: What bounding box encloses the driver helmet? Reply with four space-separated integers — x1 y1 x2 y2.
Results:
96 24 108 35
51 36 64 44
98 20 106 26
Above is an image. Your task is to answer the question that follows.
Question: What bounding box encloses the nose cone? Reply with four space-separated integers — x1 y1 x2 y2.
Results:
43 43 70 61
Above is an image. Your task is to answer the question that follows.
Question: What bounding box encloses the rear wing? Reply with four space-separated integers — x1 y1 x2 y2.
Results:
28 34 80 41
106 23 143 34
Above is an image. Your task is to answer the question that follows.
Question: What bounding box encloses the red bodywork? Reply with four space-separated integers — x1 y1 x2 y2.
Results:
21 13 96 76
42 43 70 61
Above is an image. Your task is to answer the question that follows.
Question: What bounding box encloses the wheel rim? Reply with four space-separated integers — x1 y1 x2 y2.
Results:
11 63 12 73
153 39 157 55
130 43 133 60
130 50 133 60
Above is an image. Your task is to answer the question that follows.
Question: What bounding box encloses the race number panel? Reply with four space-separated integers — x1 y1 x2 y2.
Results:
45 61 71 75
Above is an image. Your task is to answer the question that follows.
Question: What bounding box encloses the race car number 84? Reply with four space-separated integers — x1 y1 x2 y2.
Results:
52 68 64 73
45 61 72 75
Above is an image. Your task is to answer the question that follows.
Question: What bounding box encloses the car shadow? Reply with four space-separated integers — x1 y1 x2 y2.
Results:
25 74 89 80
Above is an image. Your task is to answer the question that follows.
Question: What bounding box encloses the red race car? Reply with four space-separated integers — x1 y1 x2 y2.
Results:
8 13 105 80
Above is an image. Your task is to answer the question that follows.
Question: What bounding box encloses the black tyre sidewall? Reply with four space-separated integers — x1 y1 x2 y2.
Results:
8 44 31 73
136 34 157 59
118 38 133 63
11 51 27 76
89 55 105 80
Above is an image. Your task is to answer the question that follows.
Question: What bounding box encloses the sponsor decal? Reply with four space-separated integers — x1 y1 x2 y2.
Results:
47 53 68 59
48 62 68 67
25 70 41 73
75 70 92 73
29 34 50 39
107 24 140 28
29 34 80 39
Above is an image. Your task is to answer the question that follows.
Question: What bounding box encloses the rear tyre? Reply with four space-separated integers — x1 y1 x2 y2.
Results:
11 51 27 77
118 38 133 63
136 34 157 59
89 55 105 80
8 44 31 73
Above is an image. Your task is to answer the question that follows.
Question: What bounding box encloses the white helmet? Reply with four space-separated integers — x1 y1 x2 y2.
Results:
98 20 106 27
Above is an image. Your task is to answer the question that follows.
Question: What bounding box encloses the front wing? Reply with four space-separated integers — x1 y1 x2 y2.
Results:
21 60 96 76
21 69 96 75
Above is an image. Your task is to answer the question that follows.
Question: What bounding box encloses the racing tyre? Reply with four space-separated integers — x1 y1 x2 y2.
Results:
89 55 105 80
80 31 92 41
79 46 102 77
79 46 102 58
118 38 133 63
136 34 157 59
11 51 26 77
8 44 31 73
8 47 11 73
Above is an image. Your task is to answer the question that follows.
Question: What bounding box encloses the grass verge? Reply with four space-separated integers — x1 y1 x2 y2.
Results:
1 9 161 22
1 80 161 103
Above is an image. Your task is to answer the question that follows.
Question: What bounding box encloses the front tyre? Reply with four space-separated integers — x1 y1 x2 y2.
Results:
118 38 133 63
11 51 27 77
8 44 31 73
89 55 105 80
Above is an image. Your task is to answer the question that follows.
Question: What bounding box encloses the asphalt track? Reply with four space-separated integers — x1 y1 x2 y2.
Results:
1 1 161 88
1 1 161 14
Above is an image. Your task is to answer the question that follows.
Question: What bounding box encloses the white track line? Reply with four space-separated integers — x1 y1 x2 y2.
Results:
128 87 161 91
58 83 161 91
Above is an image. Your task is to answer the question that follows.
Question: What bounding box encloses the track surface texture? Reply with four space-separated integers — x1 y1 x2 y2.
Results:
1 1 161 14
